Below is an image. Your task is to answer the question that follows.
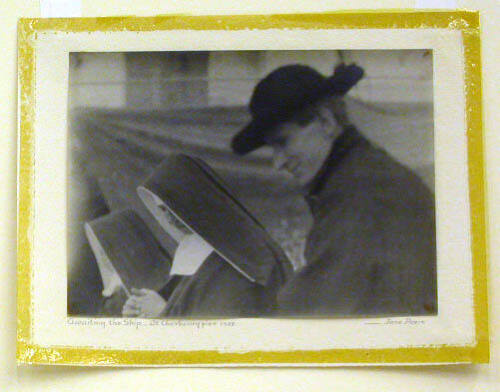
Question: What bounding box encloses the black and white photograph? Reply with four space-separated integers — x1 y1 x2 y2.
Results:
67 49 437 320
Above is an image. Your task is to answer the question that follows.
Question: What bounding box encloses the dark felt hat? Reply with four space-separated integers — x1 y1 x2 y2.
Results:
231 63 364 155
138 154 292 286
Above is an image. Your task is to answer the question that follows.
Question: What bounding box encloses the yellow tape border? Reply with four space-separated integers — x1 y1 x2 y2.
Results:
17 11 489 365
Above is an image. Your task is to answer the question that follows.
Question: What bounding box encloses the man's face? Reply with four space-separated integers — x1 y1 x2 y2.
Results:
266 111 338 186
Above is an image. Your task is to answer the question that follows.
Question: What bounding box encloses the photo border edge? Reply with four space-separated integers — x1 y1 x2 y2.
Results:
16 9 489 366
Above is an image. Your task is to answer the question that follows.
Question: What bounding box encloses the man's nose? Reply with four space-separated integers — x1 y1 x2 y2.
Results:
272 149 288 171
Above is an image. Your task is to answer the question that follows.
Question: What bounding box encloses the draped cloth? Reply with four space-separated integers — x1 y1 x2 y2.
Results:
68 99 434 315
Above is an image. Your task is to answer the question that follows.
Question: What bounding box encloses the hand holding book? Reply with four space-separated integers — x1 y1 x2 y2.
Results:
122 288 167 318
122 234 213 318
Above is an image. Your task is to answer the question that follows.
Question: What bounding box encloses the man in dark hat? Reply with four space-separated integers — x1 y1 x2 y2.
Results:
231 63 437 317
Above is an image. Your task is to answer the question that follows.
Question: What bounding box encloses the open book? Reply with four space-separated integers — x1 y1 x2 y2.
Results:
84 209 171 298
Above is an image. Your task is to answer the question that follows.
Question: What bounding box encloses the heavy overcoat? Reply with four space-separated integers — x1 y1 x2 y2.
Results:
161 252 288 317
277 127 437 316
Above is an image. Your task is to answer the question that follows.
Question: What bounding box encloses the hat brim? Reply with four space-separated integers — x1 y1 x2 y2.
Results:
138 154 292 286
230 120 269 155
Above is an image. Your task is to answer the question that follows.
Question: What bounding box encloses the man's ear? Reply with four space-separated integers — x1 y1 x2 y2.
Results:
316 98 342 139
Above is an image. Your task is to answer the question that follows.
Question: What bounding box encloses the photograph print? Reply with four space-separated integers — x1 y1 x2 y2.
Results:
67 49 437 319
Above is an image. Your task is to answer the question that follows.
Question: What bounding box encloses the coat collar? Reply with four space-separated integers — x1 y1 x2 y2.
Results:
305 125 368 212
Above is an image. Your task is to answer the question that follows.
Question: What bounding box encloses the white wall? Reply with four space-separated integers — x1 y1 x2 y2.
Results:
68 52 127 109
346 49 433 103
69 50 433 110
208 51 262 106
207 50 432 106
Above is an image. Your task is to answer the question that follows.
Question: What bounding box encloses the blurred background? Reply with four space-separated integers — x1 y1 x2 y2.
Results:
68 50 434 315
